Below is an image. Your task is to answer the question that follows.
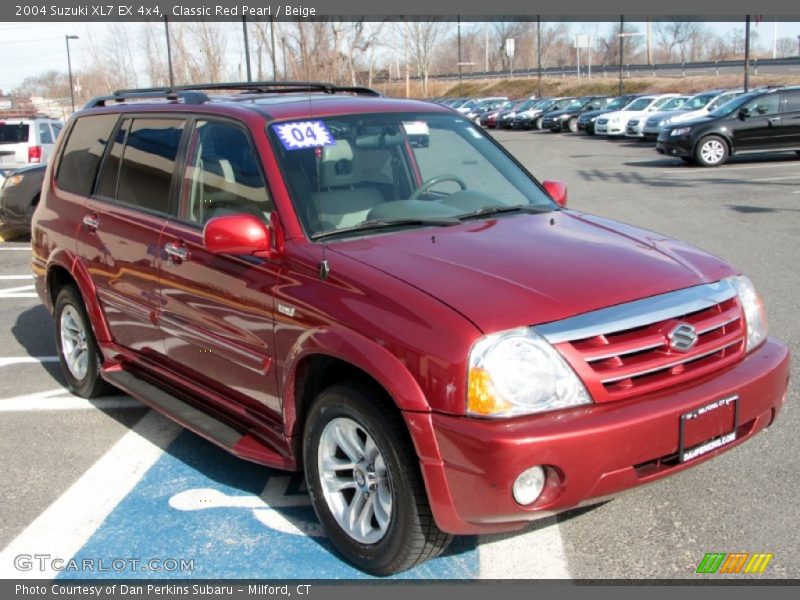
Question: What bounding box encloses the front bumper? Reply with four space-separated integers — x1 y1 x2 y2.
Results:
405 337 789 534
656 133 694 157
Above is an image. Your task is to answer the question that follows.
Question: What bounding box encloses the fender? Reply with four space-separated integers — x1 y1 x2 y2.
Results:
46 248 113 344
282 325 431 436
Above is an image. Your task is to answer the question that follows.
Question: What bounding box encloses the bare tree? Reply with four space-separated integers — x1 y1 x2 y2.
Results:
405 20 444 95
654 19 706 63
775 37 798 58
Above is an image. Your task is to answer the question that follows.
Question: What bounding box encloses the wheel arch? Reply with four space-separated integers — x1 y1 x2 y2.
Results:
693 131 733 157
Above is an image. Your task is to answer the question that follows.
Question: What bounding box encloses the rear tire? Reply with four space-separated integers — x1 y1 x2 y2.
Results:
303 381 452 575
695 135 728 167
535 117 544 130
54 286 112 398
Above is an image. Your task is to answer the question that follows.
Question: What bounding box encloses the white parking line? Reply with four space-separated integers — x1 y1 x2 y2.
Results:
0 356 58 367
0 275 33 280
0 410 181 579
751 175 800 182
0 247 31 251
662 163 800 175
0 390 142 412
0 284 36 298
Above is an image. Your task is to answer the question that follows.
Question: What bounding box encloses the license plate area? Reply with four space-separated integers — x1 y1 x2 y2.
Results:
679 395 738 462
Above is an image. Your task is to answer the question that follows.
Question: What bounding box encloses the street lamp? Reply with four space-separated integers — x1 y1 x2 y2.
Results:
65 35 79 114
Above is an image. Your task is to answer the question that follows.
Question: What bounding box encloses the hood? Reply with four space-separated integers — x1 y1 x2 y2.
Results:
329 211 735 334
665 115 717 129
665 108 710 124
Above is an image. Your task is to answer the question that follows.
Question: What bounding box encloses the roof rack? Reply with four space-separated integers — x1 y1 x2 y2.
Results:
84 81 382 109
84 90 210 109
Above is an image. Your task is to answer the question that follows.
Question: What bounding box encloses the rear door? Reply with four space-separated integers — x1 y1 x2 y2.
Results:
78 115 186 356
157 118 282 419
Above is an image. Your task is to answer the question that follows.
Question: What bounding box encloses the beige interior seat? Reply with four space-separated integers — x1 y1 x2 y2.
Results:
311 140 383 229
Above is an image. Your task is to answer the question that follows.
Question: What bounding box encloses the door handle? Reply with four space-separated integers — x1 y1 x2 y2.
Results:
82 214 99 231
164 242 189 263
767 117 781 125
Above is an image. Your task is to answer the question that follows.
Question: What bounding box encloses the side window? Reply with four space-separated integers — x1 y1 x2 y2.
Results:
783 92 800 113
181 120 273 225
51 123 63 139
116 118 184 212
55 114 118 196
95 119 130 199
38 123 54 144
745 95 780 116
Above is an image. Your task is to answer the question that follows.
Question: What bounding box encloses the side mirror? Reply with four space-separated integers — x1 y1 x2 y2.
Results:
739 107 752 119
543 180 567 208
203 213 277 257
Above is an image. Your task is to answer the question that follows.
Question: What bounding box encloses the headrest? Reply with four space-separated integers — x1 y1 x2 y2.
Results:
319 140 361 188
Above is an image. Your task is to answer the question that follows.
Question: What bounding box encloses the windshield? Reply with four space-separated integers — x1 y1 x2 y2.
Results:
660 97 688 111
551 98 575 111
604 96 630 111
515 98 537 111
682 93 717 110
0 123 29 144
564 98 590 111
625 98 653 111
268 113 555 239
708 92 760 117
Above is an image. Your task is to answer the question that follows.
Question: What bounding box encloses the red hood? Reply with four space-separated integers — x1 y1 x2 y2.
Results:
329 211 736 333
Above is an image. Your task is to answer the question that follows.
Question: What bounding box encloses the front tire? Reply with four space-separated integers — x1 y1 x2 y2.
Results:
695 135 729 167
54 286 112 398
535 117 544 130
303 381 452 575
568 117 578 133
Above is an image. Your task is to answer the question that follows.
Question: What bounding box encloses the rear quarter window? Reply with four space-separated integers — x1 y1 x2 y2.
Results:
784 92 800 112
56 114 119 196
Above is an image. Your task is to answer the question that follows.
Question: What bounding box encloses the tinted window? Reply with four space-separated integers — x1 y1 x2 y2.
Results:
56 114 118 195
182 121 272 225
0 123 29 144
38 123 54 144
116 119 184 212
51 123 63 138
95 119 130 199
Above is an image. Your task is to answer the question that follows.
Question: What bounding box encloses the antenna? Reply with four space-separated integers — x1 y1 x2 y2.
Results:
319 242 330 281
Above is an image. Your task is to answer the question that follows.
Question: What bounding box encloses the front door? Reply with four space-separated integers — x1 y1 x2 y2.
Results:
157 118 282 420
732 94 782 151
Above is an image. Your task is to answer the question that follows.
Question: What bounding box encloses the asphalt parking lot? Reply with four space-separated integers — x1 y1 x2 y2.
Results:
0 131 797 580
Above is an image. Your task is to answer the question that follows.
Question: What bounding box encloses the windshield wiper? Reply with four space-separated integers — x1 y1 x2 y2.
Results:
311 217 461 241
456 204 554 221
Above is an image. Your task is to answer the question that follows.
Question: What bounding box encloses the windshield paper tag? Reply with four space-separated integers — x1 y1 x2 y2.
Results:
273 121 336 150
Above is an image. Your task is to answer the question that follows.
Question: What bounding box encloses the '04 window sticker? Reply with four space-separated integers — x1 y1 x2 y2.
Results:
273 121 337 150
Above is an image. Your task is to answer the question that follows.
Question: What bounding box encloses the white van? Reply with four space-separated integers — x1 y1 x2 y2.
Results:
0 118 63 169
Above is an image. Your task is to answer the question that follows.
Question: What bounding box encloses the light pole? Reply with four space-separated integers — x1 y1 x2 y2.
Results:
65 35 79 114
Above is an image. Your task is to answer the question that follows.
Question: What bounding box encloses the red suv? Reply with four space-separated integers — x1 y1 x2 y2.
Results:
31 82 789 575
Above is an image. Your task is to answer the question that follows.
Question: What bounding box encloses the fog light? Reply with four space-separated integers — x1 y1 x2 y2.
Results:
512 466 546 505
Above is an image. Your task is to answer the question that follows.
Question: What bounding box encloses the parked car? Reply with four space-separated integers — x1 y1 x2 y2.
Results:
465 98 509 123
0 117 63 169
480 99 525 128
542 96 614 133
0 167 7 189
33 81 789 575
515 97 575 129
626 96 689 139
657 86 800 166
499 97 547 129
0 162 46 229
595 94 681 136
654 89 744 133
577 94 642 135
456 96 507 115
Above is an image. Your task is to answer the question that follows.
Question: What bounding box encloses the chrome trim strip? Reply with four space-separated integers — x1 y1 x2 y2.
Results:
586 341 664 363
599 338 743 384
696 315 740 335
536 280 737 344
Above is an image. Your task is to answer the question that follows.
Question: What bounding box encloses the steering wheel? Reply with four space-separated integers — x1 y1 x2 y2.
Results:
409 174 467 200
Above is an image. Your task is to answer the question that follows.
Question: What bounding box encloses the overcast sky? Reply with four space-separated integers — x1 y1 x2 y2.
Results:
1 20 798 94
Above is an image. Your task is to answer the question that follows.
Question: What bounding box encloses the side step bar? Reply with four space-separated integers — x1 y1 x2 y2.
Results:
103 369 294 469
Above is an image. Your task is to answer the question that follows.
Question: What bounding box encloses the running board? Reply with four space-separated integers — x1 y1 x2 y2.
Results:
102 369 294 469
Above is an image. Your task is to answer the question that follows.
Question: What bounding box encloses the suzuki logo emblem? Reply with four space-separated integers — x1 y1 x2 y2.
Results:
668 323 698 352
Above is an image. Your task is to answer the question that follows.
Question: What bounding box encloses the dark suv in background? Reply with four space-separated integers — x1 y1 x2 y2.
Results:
657 86 800 166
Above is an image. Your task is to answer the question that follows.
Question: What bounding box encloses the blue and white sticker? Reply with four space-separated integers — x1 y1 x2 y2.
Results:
273 121 336 150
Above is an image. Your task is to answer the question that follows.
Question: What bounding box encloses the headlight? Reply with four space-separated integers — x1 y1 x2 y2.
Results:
658 119 666 126
589 117 597 122
727 275 768 352
467 328 592 418
670 127 691 136
557 113 570 120
3 174 24 188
